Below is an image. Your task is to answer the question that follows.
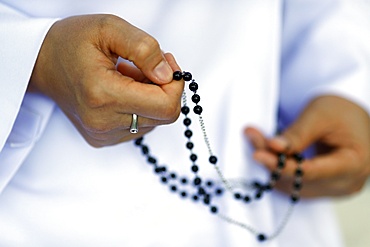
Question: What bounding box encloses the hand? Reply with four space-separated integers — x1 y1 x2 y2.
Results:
245 96 370 198
29 14 184 147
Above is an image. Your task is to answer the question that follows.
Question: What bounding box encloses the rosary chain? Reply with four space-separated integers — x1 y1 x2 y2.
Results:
133 71 305 242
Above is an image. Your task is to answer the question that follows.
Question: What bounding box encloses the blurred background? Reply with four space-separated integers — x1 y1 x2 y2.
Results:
334 179 370 247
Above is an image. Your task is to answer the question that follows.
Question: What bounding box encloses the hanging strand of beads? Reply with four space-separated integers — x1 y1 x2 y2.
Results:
134 71 304 242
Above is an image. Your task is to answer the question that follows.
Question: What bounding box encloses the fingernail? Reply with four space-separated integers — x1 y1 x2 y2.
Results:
254 152 276 168
153 60 172 83
245 131 260 148
245 131 256 143
272 136 290 150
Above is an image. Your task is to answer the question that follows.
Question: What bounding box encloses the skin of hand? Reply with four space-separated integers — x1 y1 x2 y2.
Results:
29 14 184 147
245 96 370 198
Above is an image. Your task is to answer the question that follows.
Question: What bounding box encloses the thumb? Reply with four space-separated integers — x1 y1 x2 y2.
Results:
106 15 173 84
269 99 331 154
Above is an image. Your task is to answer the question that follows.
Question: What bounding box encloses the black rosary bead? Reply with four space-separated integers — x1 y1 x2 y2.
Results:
294 181 302 190
189 81 198 92
191 94 201 104
264 184 273 191
271 171 280 180
191 165 199 173
291 195 300 203
210 206 218 214
209 155 218 165
198 187 206 195
181 106 190 115
206 180 214 187
244 195 251 203
190 154 198 162
170 173 177 179
253 181 262 189
183 118 192 126
134 137 144 146
185 130 193 138
277 153 286 168
181 177 188 184
193 177 202 186
155 166 166 173
186 142 194 150
203 194 211 205
295 168 304 177
161 176 168 183
141 145 149 155
147 156 157 164
255 190 263 199
257 234 267 242
173 71 183 81
192 195 199 201
234 193 242 200
293 153 304 163
180 191 188 198
183 71 192 81
193 105 203 115
215 188 224 195
170 185 178 192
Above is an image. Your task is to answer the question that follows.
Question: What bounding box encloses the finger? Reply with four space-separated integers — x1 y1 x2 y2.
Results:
107 16 174 84
87 127 154 147
68 110 155 147
117 52 182 83
116 62 149 83
253 150 300 177
268 98 332 154
254 148 358 180
116 76 184 120
128 52 183 118
112 53 183 120
244 126 268 150
301 148 363 182
87 126 155 147
255 147 366 197
163 52 181 72
86 64 183 122
274 170 368 198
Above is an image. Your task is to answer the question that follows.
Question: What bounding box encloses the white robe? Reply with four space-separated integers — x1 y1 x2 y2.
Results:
0 0 369 246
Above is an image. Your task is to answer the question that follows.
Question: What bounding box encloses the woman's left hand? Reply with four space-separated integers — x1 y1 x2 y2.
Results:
245 96 370 198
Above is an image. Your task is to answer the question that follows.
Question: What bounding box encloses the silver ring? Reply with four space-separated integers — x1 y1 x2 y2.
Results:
130 114 139 134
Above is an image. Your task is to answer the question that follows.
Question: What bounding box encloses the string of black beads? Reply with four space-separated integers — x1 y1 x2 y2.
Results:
291 153 304 203
175 71 297 242
133 71 305 242
176 71 220 213
134 136 224 212
175 71 297 206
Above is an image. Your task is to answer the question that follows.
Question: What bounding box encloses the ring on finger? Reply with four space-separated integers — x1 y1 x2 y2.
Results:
130 113 139 134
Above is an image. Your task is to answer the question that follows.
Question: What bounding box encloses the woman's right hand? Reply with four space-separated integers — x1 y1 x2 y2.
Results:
29 14 184 147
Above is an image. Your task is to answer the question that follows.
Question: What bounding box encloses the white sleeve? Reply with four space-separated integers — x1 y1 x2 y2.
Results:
279 0 370 126
0 2 58 151
0 2 58 193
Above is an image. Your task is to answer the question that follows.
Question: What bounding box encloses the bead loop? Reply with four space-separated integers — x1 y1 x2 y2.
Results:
133 70 304 242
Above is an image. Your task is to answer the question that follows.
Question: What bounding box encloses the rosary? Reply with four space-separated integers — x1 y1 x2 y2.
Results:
133 71 304 242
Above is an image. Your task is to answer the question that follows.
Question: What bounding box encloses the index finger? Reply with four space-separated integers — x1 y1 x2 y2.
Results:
105 15 173 84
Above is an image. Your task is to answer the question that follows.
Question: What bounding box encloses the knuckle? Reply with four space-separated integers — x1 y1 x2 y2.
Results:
96 14 121 30
162 101 181 123
79 113 112 135
83 84 106 109
132 35 160 61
